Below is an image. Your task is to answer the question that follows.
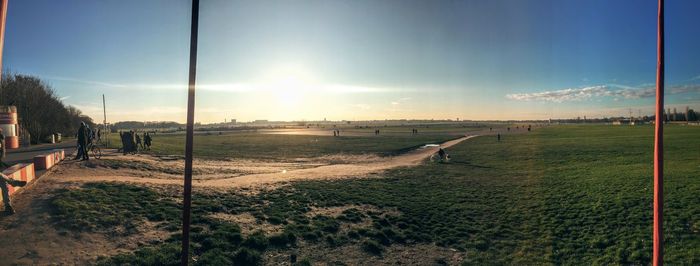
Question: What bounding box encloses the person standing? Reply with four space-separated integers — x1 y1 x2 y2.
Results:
135 133 143 150
77 122 89 160
497 133 501 142
0 128 7 168
130 130 137 153
144 133 152 150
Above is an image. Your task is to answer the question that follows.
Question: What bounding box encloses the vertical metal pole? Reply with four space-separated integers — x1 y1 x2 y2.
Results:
0 0 8 78
181 0 199 265
653 0 664 265
102 94 107 128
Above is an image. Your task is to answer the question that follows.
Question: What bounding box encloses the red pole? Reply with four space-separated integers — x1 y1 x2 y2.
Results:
653 0 664 265
181 0 199 265
0 0 8 77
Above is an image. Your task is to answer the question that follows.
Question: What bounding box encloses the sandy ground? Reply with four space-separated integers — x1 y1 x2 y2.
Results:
51 135 475 189
0 134 481 265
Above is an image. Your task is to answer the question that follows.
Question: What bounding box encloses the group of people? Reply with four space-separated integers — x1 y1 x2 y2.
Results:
411 128 418 134
74 122 98 161
332 129 341 136
120 131 152 154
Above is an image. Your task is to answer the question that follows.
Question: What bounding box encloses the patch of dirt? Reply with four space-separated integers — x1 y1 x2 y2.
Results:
0 135 480 265
208 212 283 236
0 176 172 265
52 135 475 189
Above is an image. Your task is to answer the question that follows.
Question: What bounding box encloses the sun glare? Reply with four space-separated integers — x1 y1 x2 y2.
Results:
260 64 317 106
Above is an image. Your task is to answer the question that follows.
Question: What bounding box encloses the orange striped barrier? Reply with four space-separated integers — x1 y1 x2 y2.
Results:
33 149 65 170
33 154 54 170
52 149 65 160
1 163 35 204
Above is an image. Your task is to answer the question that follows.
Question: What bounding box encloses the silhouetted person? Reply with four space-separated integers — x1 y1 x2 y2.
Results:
76 122 89 160
136 133 143 150
144 133 152 150
507 127 510 131
438 148 446 161
497 133 501 142
130 130 137 153
0 128 7 168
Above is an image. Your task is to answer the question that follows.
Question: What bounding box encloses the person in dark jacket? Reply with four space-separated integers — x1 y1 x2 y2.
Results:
0 128 6 168
76 122 89 160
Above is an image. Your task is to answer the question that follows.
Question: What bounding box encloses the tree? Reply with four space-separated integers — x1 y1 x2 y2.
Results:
0 73 94 143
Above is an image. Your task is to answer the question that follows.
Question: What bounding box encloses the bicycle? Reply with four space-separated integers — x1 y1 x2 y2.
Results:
87 139 103 159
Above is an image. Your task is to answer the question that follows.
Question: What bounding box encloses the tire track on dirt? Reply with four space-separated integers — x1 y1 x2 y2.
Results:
54 135 478 188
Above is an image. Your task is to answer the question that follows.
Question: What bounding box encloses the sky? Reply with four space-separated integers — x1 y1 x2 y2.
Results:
3 0 700 123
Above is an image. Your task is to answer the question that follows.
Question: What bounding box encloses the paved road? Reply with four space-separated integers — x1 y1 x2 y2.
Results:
4 141 76 165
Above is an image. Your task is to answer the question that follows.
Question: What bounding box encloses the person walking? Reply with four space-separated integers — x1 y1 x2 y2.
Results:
1 173 27 215
130 130 137 153
135 133 143 150
0 128 7 168
144 133 152 150
76 122 89 161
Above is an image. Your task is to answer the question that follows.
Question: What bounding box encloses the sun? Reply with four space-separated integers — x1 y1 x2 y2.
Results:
260 63 317 107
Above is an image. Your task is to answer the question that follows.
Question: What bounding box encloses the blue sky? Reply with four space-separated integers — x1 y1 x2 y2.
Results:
3 0 700 122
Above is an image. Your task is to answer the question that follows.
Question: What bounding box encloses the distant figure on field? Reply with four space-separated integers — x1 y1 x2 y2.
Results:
437 148 450 162
489 127 492 131
528 125 532 132
0 128 7 168
136 133 143 150
1 173 27 215
75 122 89 161
144 133 152 150
507 127 510 131
130 130 137 152
497 133 501 142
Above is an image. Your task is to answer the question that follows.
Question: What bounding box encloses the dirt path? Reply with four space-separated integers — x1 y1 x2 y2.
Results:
53 135 476 188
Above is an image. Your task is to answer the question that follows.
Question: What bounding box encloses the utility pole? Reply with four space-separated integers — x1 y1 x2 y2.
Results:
181 0 199 265
102 94 107 128
653 0 664 265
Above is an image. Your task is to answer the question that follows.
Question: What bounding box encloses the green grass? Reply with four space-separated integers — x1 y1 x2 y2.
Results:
106 133 457 161
54 125 699 264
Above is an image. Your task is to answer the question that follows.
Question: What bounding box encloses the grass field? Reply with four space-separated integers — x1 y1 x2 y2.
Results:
55 125 699 264
106 132 459 161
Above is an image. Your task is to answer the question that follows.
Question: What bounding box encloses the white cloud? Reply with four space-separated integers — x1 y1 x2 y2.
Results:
506 84 700 102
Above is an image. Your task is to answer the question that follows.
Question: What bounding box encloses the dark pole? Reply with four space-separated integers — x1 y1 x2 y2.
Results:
181 0 199 265
653 0 664 265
